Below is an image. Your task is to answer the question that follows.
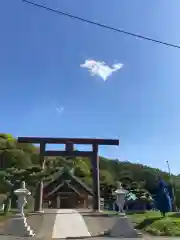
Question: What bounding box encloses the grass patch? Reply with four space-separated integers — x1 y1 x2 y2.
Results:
0 208 30 223
128 211 180 236
104 210 180 236
103 210 117 215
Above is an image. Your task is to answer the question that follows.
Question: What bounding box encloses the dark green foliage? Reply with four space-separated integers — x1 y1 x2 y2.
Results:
0 133 180 207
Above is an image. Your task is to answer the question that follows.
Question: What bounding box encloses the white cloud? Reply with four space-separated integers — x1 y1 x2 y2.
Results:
80 59 123 81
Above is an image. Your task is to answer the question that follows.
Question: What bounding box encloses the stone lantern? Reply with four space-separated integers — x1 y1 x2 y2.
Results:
114 182 128 216
6 181 35 237
14 181 31 217
109 182 141 238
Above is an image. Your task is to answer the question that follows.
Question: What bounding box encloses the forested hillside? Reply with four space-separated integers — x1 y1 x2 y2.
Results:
1 133 180 206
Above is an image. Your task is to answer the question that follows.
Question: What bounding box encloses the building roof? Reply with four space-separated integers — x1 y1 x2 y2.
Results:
47 180 83 197
43 167 94 196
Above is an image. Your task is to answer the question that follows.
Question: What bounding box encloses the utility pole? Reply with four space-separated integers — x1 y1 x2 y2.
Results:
166 160 171 177
166 160 176 211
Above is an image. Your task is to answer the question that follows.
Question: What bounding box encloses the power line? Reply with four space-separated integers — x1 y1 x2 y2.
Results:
22 0 180 50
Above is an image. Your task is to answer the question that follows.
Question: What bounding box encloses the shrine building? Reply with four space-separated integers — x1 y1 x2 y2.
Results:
43 168 94 209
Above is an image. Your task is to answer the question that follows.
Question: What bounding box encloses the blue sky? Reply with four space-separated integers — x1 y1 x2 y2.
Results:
1 0 180 174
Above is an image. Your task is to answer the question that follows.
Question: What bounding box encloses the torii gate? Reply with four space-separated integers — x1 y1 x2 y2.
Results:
17 137 119 212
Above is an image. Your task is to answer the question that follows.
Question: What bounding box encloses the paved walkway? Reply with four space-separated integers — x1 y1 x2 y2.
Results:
36 208 91 238
52 209 91 238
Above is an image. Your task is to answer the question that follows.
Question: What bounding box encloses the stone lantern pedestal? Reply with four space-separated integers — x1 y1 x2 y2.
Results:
109 182 142 238
6 181 35 237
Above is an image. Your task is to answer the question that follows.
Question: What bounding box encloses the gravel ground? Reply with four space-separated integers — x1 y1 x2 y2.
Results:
83 215 117 236
0 212 44 237
26 213 44 236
